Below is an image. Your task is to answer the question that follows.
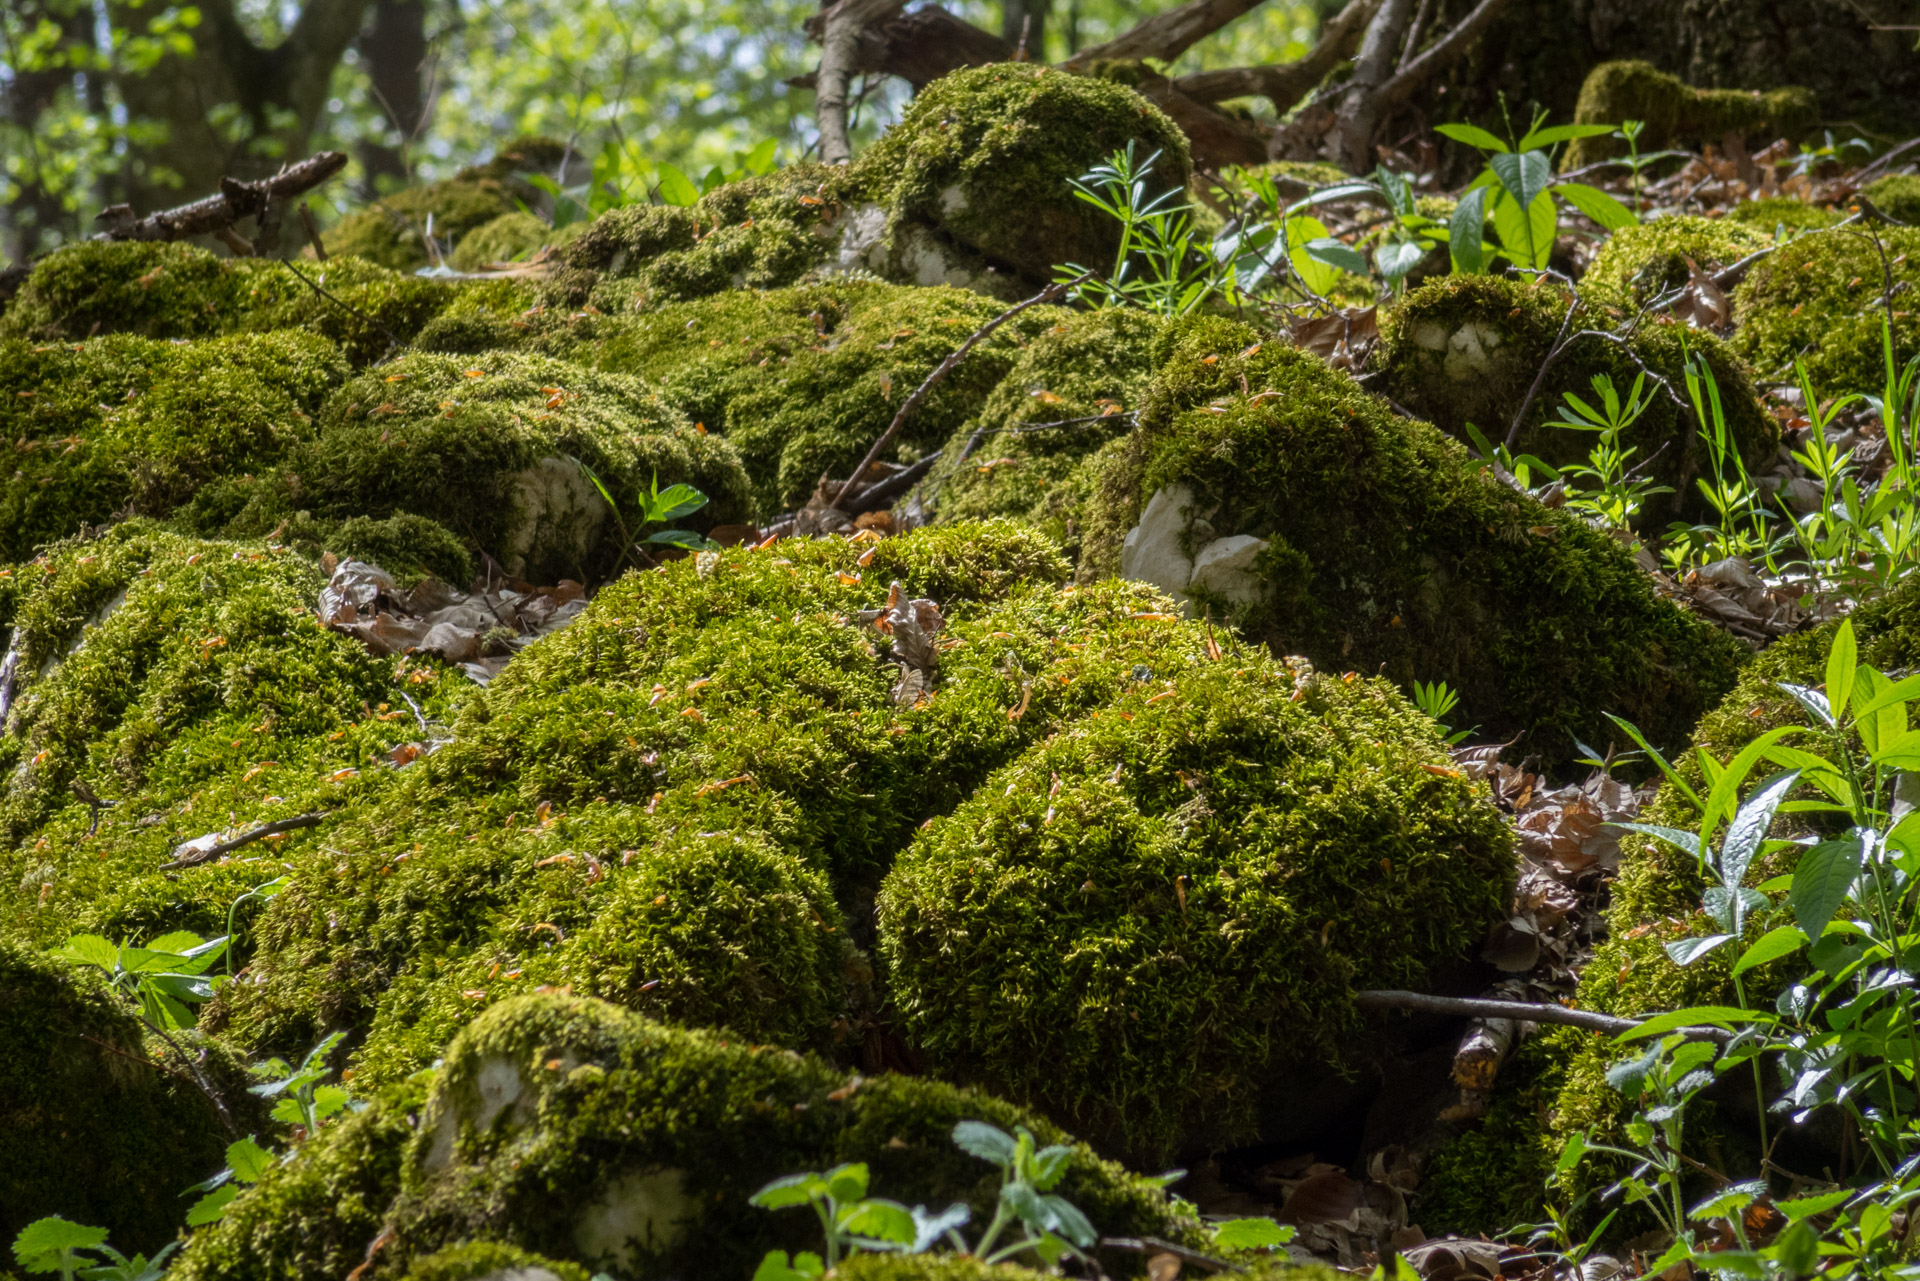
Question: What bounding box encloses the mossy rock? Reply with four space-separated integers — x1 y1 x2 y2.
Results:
1093 314 1748 765
450 211 569 271
420 282 1069 517
861 63 1190 287
928 306 1163 565
1374 273 1777 527
1731 225 1920 392
1862 174 1920 225
1580 215 1771 310
1723 197 1843 234
176 993 1200 1281
879 646 1514 1165
1563 61 1817 170
402 1242 592 1281
0 940 234 1252
321 139 566 273
0 330 346 561
0 239 454 364
198 349 751 584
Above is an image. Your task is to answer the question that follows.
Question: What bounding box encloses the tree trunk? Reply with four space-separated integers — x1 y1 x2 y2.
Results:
359 0 428 189
1000 0 1051 58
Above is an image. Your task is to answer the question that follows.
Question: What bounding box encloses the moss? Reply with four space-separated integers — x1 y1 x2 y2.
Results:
428 282 1068 517
833 1257 1055 1281
276 512 477 587
929 307 1164 564
0 939 233 1253
878 648 1515 1166
211 350 751 583
0 240 454 364
1415 1032 1566 1235
1731 225 1920 392
860 63 1190 287
449 212 563 271
1097 314 1749 764
0 330 346 560
1863 175 1920 226
1580 215 1771 309
1374 273 1777 527
402 1242 590 1281
1724 197 1843 233
325 178 521 272
1564 61 1817 170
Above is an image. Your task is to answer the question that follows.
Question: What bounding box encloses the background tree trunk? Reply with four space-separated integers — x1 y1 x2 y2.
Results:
358 0 428 189
1000 0 1051 58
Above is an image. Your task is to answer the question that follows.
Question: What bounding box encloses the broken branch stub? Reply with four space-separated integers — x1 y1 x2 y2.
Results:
92 151 349 246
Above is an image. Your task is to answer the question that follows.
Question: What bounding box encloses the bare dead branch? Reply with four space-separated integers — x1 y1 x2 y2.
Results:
1356 989 1735 1043
788 6 1011 90
92 151 348 246
1173 0 1378 109
1062 0 1266 68
1372 0 1512 113
162 812 327 871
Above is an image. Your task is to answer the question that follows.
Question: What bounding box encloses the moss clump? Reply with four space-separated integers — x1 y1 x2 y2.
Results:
861 64 1190 286
402 1242 590 1281
834 1257 1057 1281
879 651 1514 1165
1375 273 1776 526
276 512 477 587
1415 1032 1566 1234
0 330 346 561
1564 61 1817 169
1724 197 1843 233
1097 314 1747 763
1731 225 1920 392
0 240 454 364
1863 174 1920 225
0 940 233 1252
206 350 750 583
449 211 565 271
1580 215 1771 309
320 139 568 272
929 307 1163 564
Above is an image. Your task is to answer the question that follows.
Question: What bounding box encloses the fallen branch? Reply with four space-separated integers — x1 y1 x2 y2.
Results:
163 812 328 871
834 270 1092 508
92 151 349 247
1356 989 1735 1043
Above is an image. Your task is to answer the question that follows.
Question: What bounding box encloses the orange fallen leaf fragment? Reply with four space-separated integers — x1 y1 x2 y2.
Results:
682 707 705 722
1129 612 1176 621
464 368 487 378
837 571 860 585
696 773 754 796
1421 763 1463 779
1146 690 1177 704
534 853 576 867
327 768 360 782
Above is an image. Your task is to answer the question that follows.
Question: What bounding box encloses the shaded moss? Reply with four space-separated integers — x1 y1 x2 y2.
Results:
1862 175 1920 226
1723 197 1843 234
861 64 1190 287
1374 273 1777 527
1415 1032 1567 1235
403 1242 591 1281
929 307 1164 564
0 330 346 560
1564 61 1817 169
1731 225 1920 392
0 939 233 1252
449 212 572 272
1097 314 1748 764
0 241 454 364
1580 215 1770 310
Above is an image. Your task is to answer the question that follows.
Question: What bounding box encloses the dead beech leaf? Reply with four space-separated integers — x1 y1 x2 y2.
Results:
1290 306 1378 372
1281 1169 1363 1225
1147 1253 1182 1281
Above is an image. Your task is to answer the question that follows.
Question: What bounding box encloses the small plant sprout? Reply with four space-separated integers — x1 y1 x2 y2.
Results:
53 930 229 1031
9 1218 174 1281
1411 679 1473 746
1554 371 1671 531
249 1030 353 1133
573 458 717 569
185 1133 277 1225
1060 142 1229 316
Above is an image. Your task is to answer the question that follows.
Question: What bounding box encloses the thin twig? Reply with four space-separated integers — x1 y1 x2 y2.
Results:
833 271 1092 508
162 812 327 871
279 259 404 357
1356 989 1735 1043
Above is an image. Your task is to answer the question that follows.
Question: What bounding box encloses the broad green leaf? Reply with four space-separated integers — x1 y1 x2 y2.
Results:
752 1251 812 1281
145 930 206 955
1777 1188 1854 1221
910 1203 971 1252
1490 150 1552 214
953 1118 1018 1165
1618 1005 1766 1041
655 163 700 207
1758 745 1850 805
1612 822 1704 859
1028 1144 1072 1192
1847 670 1920 723
1665 934 1733 966
700 165 726 194
1720 769 1800 893
1826 618 1859 724
184 1183 240 1227
1375 239 1427 282
1434 122 1508 152
116 947 185 974
1489 188 1554 269
1791 836 1866 937
824 1163 869 1204
1304 237 1369 277
740 138 778 176
1699 726 1802 850
1040 1194 1098 1248
647 483 709 522
13 1217 109 1268
840 1198 916 1245
1776 681 1835 729
750 1172 824 1209
1553 1130 1587 1176
1448 185 1488 274
309 1084 351 1120
1287 180 1386 211
1603 714 1701 810
1519 122 1616 149
1553 181 1636 231
646 529 711 549
151 991 195 1030
54 934 120 971
1732 924 1808 975
1284 215 1339 294
171 934 231 974
1213 1218 1294 1249
148 972 219 1003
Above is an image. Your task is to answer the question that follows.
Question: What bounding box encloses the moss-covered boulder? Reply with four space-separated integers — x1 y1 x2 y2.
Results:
0 240 453 364
1579 215 1771 310
1096 315 1748 763
174 993 1200 1281
860 63 1190 287
450 211 572 272
928 307 1164 564
878 647 1514 1165
197 349 750 583
1563 61 1817 170
1731 225 1920 391
0 330 346 561
1862 174 1920 226
1374 274 1776 525
322 138 568 272
418 282 1069 517
1723 197 1843 234
0 941 234 1251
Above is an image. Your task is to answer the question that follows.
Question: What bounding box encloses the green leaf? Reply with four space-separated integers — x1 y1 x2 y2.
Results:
839 1198 916 1245
1603 713 1701 810
53 934 120 971
1699 727 1802 850
147 972 219 1003
1039 1194 1098 1248
910 1203 971 1252
1664 934 1733 966
1519 122 1616 149
1490 150 1551 214
1617 1005 1763 1042
952 1120 1017 1165
145 930 205 955
1791 836 1866 937
1304 237 1369 277
1613 822 1702 860
1732 924 1808 976
645 529 711 550
823 1163 869 1203
1777 1188 1853 1221
1553 1130 1588 1176
1213 1218 1294 1249
740 138 778 176
1375 239 1427 282
13 1217 109 1270
750 1172 824 1209
1553 181 1636 231
183 1184 239 1227
1433 122 1508 152
1489 188 1554 269
1826 618 1859 727
655 163 700 207
752 1251 808 1281
309 1084 350 1120
1847 670 1920 724
1028 1144 1072 1192
1283 215 1338 294
1720 769 1799 894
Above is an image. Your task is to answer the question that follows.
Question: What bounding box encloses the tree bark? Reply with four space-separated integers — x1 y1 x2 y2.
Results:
814 0 909 165
1173 0 1377 109
359 0 428 188
1000 0 1051 58
1331 0 1416 171
1062 0 1268 68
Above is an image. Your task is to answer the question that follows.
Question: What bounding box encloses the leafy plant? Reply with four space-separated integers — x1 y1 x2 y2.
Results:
1411 678 1473 746
54 929 228 1031
1061 142 1231 316
184 1134 276 1225
1273 165 1449 294
248 1030 351 1133
1553 372 1671 531
574 460 717 568
1437 113 1636 272
528 136 779 227
9 1218 173 1281
223 875 287 978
